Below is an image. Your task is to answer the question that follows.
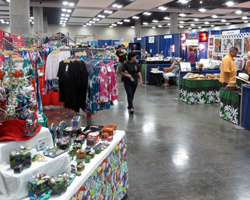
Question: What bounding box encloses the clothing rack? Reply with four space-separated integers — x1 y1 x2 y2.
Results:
58 47 108 125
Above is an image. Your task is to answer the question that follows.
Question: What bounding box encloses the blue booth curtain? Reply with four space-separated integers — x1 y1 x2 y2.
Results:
172 33 180 57
242 27 250 33
241 85 250 130
210 30 220 35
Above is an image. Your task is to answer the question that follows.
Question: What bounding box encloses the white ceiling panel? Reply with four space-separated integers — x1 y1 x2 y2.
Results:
108 11 141 19
216 15 242 19
125 0 173 10
69 18 91 23
67 23 84 26
0 6 9 11
77 0 115 8
177 18 194 21
232 1 250 8
97 19 119 24
0 11 9 15
199 18 221 22
187 14 210 18
93 23 110 26
208 8 237 14
72 9 102 17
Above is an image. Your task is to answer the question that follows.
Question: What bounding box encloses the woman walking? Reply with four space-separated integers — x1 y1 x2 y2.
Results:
188 46 196 70
121 52 143 114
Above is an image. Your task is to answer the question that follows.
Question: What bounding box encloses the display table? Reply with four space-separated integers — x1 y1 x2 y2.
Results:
219 88 241 125
241 85 250 129
0 130 128 200
150 71 163 86
0 128 71 200
179 78 223 104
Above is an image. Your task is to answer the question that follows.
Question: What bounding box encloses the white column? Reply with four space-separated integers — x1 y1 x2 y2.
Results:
33 7 44 34
170 13 178 34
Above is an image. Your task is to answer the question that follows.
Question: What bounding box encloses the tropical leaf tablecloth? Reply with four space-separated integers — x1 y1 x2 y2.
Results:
71 136 129 200
179 78 223 104
220 88 241 125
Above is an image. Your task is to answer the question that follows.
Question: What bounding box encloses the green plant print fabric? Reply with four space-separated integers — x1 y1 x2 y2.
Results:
219 88 241 125
71 136 129 200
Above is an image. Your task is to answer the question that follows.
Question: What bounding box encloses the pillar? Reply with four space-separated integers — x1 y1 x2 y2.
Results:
43 16 48 34
135 19 141 37
170 13 178 34
10 0 30 34
33 7 44 34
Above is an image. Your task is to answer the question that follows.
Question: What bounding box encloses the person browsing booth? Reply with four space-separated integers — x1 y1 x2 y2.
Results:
219 47 238 87
162 58 180 87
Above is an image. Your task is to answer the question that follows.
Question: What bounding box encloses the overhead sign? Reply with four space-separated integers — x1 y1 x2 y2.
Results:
199 31 208 42
164 35 172 39
137 37 141 40
186 39 199 46
149 36 155 43
222 29 240 35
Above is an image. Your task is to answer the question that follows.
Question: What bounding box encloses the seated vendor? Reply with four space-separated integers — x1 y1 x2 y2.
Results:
162 58 179 86
241 60 250 81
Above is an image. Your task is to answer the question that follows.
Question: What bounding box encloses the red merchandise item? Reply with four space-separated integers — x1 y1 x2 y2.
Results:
0 119 42 141
87 132 100 144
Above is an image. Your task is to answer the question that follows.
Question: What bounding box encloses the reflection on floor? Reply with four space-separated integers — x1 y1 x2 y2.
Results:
44 82 250 200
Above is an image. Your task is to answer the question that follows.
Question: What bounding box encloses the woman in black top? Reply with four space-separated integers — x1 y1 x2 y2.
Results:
121 52 143 114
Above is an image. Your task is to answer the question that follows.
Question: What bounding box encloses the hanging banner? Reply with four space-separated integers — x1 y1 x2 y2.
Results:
137 37 141 41
164 35 172 39
222 30 240 35
149 37 155 43
171 45 175 52
186 39 199 46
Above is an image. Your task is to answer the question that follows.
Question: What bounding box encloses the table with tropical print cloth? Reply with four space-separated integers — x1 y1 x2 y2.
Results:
179 78 223 104
220 88 241 125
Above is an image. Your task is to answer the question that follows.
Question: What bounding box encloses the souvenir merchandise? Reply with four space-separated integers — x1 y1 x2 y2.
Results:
101 132 108 141
28 174 51 200
49 175 68 195
9 148 32 169
56 136 71 150
107 136 113 142
82 125 104 136
103 125 117 136
87 132 100 143
32 152 48 162
95 148 102 154
14 164 24 173
94 142 110 151
67 148 76 160
71 116 81 128
44 148 66 158
23 120 38 136
49 123 57 145
72 143 82 151
62 126 80 137
63 172 76 187
74 136 84 144
56 121 68 138
76 149 86 159
77 163 85 172
88 150 95 159
84 155 91 163
87 137 97 147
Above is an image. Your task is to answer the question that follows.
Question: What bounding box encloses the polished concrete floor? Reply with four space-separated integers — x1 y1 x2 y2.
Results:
45 82 250 200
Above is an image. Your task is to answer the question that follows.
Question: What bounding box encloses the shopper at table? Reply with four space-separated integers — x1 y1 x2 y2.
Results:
162 58 180 87
188 46 196 70
219 47 238 87
241 60 250 81
121 52 143 114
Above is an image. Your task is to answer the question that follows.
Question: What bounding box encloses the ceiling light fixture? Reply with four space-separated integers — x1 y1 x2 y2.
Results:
62 8 67 12
152 27 156 29
98 15 105 18
158 25 163 27
194 18 199 21
6 0 10 2
226 23 230 25
131 26 135 28
30 17 34 19
112 4 118 7
179 13 186 17
178 0 189 4
188 27 192 29
235 10 242 14
244 21 249 23
93 18 100 21
65 14 70 17
124 19 130 22
179 25 184 28
199 8 206 12
205 22 209 24
63 1 68 6
164 17 170 20
212 15 218 18
117 5 123 8
109 26 113 28
6 21 9 24
61 14 65 16
221 19 226 22
144 12 151 16
133 16 140 19
226 1 234 6
62 24 66 27
69 3 74 6
64 18 68 20
211 25 215 27
198 26 201 28
61 17 65 20
242 16 248 19
168 23 170 26
143 22 148 25
152 20 158 23
179 21 185 24
158 6 167 10
67 9 71 13
117 22 123 25
191 24 195 26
